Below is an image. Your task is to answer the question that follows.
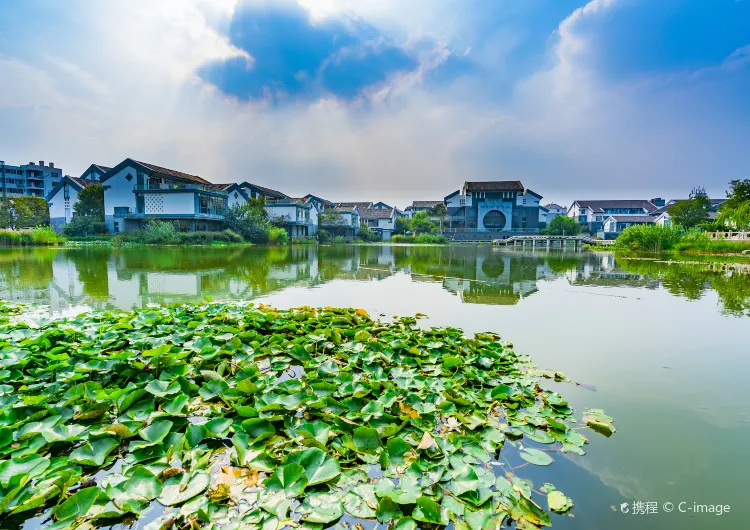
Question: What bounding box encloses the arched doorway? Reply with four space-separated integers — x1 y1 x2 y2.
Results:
483 210 507 230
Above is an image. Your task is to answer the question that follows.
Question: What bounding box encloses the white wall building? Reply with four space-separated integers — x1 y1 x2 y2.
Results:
102 159 228 233
47 177 100 232
266 198 319 237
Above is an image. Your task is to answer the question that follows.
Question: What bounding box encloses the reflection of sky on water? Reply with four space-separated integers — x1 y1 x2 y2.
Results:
1 245 749 529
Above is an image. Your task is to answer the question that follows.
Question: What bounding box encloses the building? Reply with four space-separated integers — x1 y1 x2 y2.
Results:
102 158 227 233
648 188 726 227
46 177 100 232
0 160 63 198
265 197 319 238
568 200 660 234
319 205 360 238
358 206 398 240
444 181 545 234
77 164 111 182
543 203 568 223
403 200 443 218
601 215 657 238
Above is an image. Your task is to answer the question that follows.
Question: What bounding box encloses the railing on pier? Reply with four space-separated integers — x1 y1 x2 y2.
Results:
705 231 750 241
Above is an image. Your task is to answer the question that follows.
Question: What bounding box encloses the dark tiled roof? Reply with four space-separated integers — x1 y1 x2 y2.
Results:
247 183 288 199
136 160 211 185
290 198 310 204
606 215 657 223
70 178 100 188
412 201 443 208
359 207 394 220
544 203 566 210
336 202 373 209
204 183 235 191
93 164 112 173
465 181 525 192
575 200 657 213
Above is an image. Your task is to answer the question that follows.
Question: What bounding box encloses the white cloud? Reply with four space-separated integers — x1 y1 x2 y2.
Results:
0 0 748 208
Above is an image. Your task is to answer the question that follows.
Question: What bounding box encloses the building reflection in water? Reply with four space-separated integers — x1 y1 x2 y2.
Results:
0 246 748 316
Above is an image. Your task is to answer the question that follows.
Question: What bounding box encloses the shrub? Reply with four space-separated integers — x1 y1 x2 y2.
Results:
0 197 50 229
291 238 316 245
358 225 381 242
414 233 447 244
0 227 63 247
317 229 331 243
331 236 348 244
614 224 682 252
267 226 289 245
62 216 108 237
392 234 447 244
542 216 581 236
224 203 270 243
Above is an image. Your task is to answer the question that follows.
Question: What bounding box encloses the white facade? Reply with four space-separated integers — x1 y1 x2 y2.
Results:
266 201 318 237
48 183 79 229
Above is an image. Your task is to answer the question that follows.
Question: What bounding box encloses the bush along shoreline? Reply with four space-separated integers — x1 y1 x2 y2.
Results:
610 225 750 256
0 302 614 529
0 227 64 247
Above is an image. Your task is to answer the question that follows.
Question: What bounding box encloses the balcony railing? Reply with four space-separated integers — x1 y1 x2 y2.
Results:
133 184 224 193
441 228 541 233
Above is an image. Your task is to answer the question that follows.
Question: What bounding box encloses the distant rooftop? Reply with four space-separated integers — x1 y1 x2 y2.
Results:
465 181 525 192
336 202 372 210
135 160 211 185
574 200 658 213
359 207 394 220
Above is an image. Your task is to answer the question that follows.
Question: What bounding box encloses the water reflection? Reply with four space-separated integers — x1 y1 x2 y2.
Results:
0 246 748 317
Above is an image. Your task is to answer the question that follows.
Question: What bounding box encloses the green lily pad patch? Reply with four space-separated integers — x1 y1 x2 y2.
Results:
0 301 614 529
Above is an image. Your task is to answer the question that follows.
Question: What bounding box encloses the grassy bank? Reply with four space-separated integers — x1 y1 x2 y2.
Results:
590 225 750 257
0 227 64 247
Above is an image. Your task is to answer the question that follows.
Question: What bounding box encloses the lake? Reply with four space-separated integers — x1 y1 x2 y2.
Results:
1 244 748 530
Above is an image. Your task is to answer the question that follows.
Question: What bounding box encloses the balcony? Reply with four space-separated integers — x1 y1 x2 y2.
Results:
133 184 225 194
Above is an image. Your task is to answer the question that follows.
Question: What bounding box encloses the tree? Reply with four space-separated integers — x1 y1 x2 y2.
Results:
667 195 711 229
63 185 106 236
318 209 345 227
223 203 269 243
409 211 437 235
718 178 750 230
394 217 410 235
73 185 104 218
0 197 49 229
541 216 581 235
358 224 380 242
428 204 448 231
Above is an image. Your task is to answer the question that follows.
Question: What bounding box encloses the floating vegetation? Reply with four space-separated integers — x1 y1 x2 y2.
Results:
0 302 614 529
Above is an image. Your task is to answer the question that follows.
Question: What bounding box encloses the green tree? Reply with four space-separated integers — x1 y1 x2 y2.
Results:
394 217 410 235
358 224 381 242
428 204 448 232
318 209 344 227
224 203 269 243
409 211 437 235
667 195 711 229
718 179 750 230
63 185 106 236
541 216 581 235
73 185 104 218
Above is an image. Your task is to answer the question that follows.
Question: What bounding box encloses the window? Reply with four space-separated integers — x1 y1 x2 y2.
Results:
113 222 120 233
483 210 507 229
523 198 527 205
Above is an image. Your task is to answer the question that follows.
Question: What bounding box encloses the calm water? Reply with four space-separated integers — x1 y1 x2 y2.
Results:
2 245 749 530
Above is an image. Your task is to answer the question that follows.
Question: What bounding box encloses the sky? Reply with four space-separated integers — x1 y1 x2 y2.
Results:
0 0 748 209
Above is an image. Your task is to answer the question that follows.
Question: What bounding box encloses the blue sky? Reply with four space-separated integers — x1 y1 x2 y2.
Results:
0 0 748 207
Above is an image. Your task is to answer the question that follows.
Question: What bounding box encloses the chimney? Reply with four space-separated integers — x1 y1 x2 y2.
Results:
49 162 54 168
39 160 44 166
